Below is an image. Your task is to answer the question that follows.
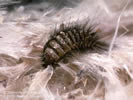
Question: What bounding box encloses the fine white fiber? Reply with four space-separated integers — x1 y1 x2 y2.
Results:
0 0 133 100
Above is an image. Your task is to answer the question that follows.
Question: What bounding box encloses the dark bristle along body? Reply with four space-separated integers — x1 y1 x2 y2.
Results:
41 23 100 68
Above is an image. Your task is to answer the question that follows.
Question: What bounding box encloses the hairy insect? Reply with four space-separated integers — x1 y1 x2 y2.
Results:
41 22 105 68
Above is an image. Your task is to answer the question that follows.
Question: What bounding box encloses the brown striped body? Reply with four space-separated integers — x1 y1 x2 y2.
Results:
41 25 98 68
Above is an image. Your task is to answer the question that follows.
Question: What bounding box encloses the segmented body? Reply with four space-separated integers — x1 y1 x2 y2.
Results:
41 24 98 68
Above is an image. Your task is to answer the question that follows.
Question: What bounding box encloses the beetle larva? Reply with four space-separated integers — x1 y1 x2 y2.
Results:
41 23 103 68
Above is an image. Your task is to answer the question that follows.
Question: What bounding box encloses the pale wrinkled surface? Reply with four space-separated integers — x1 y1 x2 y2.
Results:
0 0 133 100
